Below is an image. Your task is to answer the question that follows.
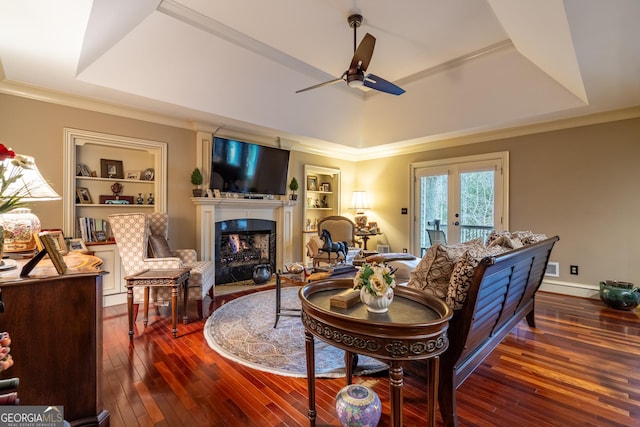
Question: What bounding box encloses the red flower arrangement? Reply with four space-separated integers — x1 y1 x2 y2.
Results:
0 144 32 214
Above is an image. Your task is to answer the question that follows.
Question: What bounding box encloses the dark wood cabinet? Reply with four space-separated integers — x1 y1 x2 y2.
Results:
0 272 109 426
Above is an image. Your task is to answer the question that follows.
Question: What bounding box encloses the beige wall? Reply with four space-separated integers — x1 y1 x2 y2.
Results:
0 93 196 249
358 117 640 288
2 92 638 290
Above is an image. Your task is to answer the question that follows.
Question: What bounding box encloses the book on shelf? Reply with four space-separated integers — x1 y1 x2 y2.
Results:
76 217 111 243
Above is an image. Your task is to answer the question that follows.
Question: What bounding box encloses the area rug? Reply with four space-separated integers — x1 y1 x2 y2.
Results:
204 287 389 378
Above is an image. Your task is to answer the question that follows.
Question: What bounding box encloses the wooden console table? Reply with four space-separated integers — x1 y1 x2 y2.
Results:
0 266 109 426
299 279 452 427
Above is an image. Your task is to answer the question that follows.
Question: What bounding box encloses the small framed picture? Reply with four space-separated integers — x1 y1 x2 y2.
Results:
307 176 318 191
76 163 92 177
368 222 379 233
321 182 331 192
141 168 155 181
92 230 107 242
126 170 141 180
76 187 93 204
100 159 124 179
36 234 68 275
36 229 68 256
68 238 89 253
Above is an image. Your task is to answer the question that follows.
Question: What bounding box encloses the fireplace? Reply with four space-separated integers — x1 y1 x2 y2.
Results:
192 198 296 287
215 219 276 284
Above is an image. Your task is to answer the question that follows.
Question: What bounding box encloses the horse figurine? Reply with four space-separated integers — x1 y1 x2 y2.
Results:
319 229 348 262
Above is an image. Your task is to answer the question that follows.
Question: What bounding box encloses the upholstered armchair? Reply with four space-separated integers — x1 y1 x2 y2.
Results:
108 212 214 319
306 215 358 268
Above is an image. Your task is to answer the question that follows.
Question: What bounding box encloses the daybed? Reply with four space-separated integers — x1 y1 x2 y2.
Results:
402 232 559 426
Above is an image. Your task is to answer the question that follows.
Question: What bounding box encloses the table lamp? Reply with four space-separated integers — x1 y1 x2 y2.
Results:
0 154 62 253
350 191 370 230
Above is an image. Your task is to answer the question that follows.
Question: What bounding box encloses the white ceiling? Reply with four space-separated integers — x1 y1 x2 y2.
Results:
1 0 639 158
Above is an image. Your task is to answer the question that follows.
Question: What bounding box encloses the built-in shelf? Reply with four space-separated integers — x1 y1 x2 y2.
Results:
63 128 167 306
76 176 155 184
302 164 341 265
74 204 155 208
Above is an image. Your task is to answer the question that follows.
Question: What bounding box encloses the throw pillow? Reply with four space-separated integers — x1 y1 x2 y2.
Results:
488 234 523 250
446 245 504 310
511 230 548 245
306 235 323 257
407 239 483 298
148 234 173 258
485 230 511 246
387 259 421 284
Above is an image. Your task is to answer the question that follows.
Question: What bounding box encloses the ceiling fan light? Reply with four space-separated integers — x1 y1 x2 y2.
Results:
347 73 364 88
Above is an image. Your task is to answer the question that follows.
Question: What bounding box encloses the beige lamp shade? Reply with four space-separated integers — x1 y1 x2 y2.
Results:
0 155 61 253
350 191 370 229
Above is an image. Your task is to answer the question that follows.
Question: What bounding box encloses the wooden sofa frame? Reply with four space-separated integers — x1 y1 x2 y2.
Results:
407 236 559 426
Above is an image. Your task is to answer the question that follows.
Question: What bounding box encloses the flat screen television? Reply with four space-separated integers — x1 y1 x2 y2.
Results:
210 136 291 195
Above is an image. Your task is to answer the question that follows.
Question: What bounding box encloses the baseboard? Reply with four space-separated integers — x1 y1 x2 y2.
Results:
104 292 127 307
540 279 599 299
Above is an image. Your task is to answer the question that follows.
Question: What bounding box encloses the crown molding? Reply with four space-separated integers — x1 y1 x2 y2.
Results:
2 79 638 162
0 80 192 130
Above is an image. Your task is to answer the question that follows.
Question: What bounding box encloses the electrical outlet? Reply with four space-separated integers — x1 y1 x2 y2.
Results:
402 248 408 253
570 265 579 275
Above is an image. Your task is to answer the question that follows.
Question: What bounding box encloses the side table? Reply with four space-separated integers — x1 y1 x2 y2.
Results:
355 231 382 250
299 279 452 427
124 268 191 338
274 271 306 328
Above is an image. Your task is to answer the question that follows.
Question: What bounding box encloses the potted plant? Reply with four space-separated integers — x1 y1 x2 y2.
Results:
191 168 203 197
288 177 299 200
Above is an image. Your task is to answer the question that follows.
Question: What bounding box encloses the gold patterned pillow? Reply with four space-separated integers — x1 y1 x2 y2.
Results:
407 239 483 298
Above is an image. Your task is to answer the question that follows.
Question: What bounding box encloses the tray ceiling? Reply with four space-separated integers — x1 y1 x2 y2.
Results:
1 0 639 157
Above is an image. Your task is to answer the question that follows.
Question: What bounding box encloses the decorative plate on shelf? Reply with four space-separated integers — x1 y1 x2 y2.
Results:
141 168 154 181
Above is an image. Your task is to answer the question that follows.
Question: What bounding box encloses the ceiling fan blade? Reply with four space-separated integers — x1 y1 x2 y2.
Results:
363 73 405 95
349 33 376 73
295 75 344 94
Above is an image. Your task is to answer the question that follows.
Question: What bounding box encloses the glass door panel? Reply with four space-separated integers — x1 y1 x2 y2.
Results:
415 168 448 256
411 153 507 254
460 169 495 243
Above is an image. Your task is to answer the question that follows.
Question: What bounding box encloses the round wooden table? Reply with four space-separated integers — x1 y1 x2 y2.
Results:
299 278 452 427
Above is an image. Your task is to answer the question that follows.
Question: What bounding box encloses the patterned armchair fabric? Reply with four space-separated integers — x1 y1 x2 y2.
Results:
108 213 214 318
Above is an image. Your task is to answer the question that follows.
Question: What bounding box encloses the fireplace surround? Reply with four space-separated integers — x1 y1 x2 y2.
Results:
192 197 296 286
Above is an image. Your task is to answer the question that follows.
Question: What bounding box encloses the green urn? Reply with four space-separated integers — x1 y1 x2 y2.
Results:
599 280 639 310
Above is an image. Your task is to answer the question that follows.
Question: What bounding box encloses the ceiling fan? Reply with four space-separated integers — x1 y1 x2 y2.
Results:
295 14 405 96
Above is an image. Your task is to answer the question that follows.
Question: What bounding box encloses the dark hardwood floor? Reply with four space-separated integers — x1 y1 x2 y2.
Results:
102 289 640 426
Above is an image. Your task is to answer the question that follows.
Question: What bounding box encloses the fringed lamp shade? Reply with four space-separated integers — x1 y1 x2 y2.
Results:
0 155 61 253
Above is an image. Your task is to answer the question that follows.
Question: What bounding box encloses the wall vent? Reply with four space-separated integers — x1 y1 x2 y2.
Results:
377 245 390 254
545 262 559 277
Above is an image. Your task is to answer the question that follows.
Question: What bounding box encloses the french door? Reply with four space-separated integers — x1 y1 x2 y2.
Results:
410 152 509 255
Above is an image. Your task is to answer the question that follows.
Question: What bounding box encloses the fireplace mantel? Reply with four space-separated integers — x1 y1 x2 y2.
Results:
191 197 296 278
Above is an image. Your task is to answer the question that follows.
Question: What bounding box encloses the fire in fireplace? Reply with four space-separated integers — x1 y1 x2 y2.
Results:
215 219 276 285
